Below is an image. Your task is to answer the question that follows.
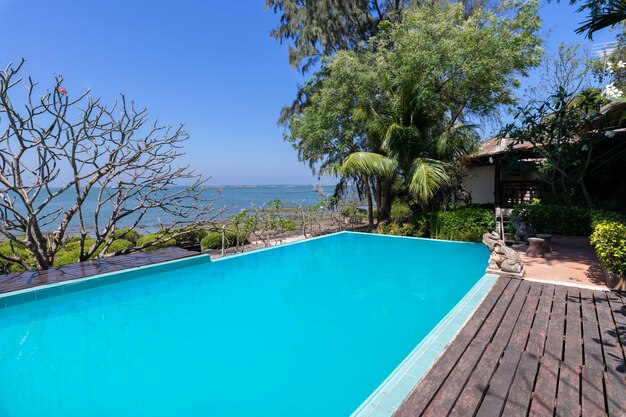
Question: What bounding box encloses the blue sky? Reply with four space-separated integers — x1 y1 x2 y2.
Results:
0 1 617 185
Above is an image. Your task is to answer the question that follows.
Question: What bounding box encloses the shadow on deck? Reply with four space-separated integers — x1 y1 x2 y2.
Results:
395 277 626 417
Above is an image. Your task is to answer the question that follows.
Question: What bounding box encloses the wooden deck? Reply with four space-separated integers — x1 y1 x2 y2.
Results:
395 277 626 417
0 247 200 295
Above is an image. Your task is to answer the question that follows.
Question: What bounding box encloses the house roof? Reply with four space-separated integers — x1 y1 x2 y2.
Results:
472 136 533 158
470 101 626 160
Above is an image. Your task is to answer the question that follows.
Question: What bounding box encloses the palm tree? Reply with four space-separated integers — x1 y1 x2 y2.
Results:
340 78 480 220
574 0 626 39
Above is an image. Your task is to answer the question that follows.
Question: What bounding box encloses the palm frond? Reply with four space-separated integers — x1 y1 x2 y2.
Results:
382 123 421 163
435 124 481 159
407 158 452 204
576 0 626 38
340 152 398 178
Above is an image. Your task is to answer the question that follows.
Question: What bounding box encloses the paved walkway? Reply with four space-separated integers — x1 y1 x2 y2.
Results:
512 236 606 289
394 277 626 417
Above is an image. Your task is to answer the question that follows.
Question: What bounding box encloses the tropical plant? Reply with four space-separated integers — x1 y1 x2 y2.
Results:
566 0 626 38
590 220 626 276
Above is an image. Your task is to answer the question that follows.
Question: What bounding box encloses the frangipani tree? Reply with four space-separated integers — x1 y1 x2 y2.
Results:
0 60 213 271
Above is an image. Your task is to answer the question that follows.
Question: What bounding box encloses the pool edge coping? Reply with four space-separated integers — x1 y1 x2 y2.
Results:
350 273 499 417
0 253 212 305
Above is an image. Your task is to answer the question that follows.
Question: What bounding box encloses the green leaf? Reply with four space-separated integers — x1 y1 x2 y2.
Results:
340 152 398 178
408 158 452 203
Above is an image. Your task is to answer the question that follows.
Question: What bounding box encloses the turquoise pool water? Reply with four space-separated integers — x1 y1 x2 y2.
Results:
0 232 489 417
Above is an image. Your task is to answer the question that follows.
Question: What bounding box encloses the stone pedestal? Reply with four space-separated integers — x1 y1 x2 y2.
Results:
536 234 552 253
527 237 545 258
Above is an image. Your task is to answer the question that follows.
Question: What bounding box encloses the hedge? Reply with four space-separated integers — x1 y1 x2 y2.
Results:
431 207 495 243
512 204 626 236
590 221 626 276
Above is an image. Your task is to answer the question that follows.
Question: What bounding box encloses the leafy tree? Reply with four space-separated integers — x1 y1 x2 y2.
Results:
0 60 212 271
265 0 411 72
501 89 607 207
284 1 542 220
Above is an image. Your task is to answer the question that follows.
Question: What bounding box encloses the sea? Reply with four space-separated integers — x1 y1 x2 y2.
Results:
11 185 344 234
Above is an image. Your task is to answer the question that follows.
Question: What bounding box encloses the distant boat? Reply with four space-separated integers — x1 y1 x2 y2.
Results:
217 187 223 194
312 185 325 195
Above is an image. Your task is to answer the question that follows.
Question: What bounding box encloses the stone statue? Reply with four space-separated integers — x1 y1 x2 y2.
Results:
510 216 536 242
482 231 525 278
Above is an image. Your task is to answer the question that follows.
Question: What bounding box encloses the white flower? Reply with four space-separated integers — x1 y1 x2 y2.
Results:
603 82 624 99
607 61 614 73
618 61 626 69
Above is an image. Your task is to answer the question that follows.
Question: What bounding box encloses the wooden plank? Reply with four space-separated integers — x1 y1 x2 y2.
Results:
474 348 522 417
606 291 626 363
581 366 606 417
501 351 540 416
526 284 555 357
564 288 583 367
394 278 511 417
447 343 503 417
508 283 542 351
580 289 605 371
474 278 522 343
421 341 488 417
604 370 626 417
421 281 523 417
555 362 581 417
594 291 626 377
544 285 567 362
606 291 626 326
448 281 531 417
528 356 559 417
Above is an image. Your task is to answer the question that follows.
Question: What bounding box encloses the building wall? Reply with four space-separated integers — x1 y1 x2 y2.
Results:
464 165 495 205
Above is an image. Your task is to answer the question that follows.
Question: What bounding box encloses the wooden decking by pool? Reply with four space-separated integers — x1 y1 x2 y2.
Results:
395 277 626 417
0 247 200 295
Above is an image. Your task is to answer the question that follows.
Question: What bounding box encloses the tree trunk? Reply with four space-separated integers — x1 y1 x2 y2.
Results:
580 179 595 208
379 178 393 222
375 178 382 222
363 175 374 230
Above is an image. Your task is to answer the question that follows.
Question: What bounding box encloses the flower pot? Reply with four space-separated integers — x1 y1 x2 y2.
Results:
605 270 626 292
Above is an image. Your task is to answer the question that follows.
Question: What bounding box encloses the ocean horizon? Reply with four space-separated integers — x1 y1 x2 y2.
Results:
11 184 355 235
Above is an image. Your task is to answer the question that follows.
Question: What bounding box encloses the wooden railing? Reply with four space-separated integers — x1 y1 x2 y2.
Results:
498 180 539 208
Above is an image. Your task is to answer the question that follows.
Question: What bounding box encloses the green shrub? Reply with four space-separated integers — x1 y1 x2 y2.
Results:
104 239 134 254
201 232 223 250
511 204 591 235
0 241 32 273
390 201 412 223
432 207 495 242
376 221 416 237
589 209 626 229
590 221 626 276
166 227 208 246
512 204 626 236
281 220 297 232
111 228 141 243
200 229 248 250
136 233 176 251
53 239 97 266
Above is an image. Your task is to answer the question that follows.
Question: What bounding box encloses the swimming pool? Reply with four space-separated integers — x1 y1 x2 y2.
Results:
0 232 490 417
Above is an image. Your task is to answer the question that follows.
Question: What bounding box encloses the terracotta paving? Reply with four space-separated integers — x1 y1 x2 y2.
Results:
0 247 200 295
512 236 607 288
394 277 626 417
